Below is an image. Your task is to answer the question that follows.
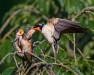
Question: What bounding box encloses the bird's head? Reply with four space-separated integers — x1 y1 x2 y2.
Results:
15 29 24 37
23 26 35 40
33 23 44 32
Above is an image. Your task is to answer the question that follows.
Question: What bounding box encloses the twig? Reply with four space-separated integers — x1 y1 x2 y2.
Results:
0 9 24 34
77 48 91 67
42 15 49 21
25 62 46 75
30 52 45 62
73 33 76 63
71 6 94 63
33 40 46 51
85 11 94 15
43 55 78 75
43 67 50 75
86 26 94 33
33 40 45 46
0 52 17 65
0 7 39 36
0 12 17 35
33 41 42 46
32 67 39 75
13 54 19 69
71 6 94 64
32 8 40 14
52 63 78 75
50 66 55 75
37 46 45 57
40 67 45 75
59 44 70 56
31 67 39 75
0 24 19 43
13 54 21 75
64 34 90 66
32 8 49 21
73 6 94 20
34 17 42 24
0 51 78 75
0 51 45 75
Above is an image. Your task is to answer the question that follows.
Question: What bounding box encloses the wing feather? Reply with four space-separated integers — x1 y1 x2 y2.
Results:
53 18 85 40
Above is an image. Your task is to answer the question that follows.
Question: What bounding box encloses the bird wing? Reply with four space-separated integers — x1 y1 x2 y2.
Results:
24 40 32 63
47 18 85 40
13 38 22 52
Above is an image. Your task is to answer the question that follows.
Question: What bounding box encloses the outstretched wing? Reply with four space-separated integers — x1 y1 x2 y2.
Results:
47 18 85 40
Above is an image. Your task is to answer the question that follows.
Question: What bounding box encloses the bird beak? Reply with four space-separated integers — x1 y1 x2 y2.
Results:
33 27 41 32
19 29 24 35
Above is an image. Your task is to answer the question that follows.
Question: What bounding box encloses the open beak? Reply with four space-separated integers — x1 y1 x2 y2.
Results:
33 27 41 32
19 29 24 35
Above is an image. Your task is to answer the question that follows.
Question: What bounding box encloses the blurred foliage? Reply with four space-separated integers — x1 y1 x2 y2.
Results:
0 0 94 75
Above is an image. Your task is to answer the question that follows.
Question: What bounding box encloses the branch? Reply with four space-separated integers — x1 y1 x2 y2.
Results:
43 67 50 75
13 54 23 75
43 55 78 75
0 50 79 75
31 67 39 75
73 33 76 63
64 34 91 66
72 6 94 21
0 9 23 35
13 55 19 69
25 62 46 75
0 24 19 43
71 6 94 63
52 63 78 75
0 52 17 65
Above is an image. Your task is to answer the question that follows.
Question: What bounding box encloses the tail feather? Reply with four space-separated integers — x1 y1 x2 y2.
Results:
52 39 58 62
24 52 32 63
52 44 58 60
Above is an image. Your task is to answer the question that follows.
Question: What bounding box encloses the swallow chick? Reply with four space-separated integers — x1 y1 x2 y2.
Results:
13 26 35 64
33 18 85 62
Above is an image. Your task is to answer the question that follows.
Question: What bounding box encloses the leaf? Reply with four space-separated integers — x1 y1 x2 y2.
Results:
2 67 14 75
70 65 84 75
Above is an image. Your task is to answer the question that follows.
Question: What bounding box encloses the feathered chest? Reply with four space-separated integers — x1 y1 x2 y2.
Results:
19 37 32 51
41 25 55 44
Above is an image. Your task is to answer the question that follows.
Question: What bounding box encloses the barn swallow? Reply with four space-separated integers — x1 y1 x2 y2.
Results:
13 26 35 63
33 18 85 61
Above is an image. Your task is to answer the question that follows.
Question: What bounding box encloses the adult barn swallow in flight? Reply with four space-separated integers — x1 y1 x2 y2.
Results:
33 18 85 61
13 26 35 63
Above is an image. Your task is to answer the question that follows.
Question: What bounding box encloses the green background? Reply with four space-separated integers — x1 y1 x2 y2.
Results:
0 0 94 75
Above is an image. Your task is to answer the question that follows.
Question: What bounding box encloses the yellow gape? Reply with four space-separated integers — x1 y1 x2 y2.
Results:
19 29 24 35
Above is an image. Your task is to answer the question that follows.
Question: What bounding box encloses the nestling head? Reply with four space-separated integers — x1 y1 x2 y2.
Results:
33 23 44 31
15 29 24 37
23 26 35 39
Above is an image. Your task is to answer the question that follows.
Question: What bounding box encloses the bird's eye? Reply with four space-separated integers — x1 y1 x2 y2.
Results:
19 29 24 35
